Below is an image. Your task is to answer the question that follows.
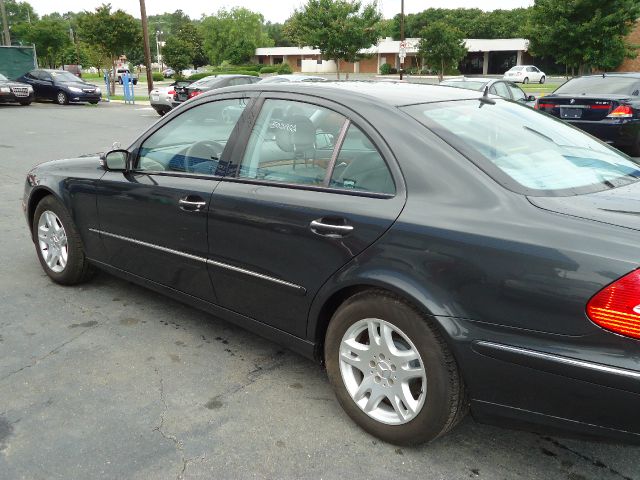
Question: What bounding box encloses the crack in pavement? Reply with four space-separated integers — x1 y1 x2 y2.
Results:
153 367 196 480
542 436 635 480
0 327 95 382
205 355 287 408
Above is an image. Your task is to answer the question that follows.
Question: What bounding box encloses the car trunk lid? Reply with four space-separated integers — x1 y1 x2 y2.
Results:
536 94 632 121
528 180 640 231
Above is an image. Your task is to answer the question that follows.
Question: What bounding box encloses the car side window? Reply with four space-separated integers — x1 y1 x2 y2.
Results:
237 99 346 186
490 82 510 98
137 98 248 175
507 83 526 101
329 124 395 194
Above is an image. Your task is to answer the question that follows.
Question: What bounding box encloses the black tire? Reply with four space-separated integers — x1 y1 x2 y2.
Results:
324 290 467 445
118 78 123 85
523 77 529 84
539 76 546 84
133 79 138 85
88 100 99 105
56 91 68 105
19 100 32 106
32 195 93 285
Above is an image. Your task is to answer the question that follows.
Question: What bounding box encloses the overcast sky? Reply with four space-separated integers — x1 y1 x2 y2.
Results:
26 0 534 23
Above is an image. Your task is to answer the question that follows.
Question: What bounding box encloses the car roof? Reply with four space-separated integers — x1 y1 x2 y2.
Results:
204 80 483 106
571 72 640 79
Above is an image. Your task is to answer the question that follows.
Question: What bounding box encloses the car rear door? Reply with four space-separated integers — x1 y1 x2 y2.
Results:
96 94 255 303
206 94 406 337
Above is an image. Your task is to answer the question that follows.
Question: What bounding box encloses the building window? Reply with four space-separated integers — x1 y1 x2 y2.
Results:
297 58 302 68
258 57 264 65
273 57 283 65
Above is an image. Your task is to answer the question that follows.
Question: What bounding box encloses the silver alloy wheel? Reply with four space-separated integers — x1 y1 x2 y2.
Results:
57 92 66 104
37 210 68 273
339 318 427 425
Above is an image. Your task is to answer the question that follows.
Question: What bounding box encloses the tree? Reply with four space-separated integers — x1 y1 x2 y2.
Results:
3 0 38 45
20 18 70 68
527 0 640 74
162 36 192 74
418 21 467 81
284 0 382 79
264 22 292 47
77 4 141 93
200 8 273 65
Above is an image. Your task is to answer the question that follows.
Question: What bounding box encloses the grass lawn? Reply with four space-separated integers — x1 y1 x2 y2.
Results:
521 84 558 93
107 94 149 102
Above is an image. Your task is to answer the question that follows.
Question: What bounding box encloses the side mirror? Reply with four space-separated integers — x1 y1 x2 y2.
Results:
527 95 536 102
101 149 128 171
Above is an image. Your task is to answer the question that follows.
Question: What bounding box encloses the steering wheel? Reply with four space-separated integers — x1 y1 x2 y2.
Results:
183 140 225 173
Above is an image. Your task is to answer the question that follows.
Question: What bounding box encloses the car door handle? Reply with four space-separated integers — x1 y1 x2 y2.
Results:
179 196 207 211
310 219 354 237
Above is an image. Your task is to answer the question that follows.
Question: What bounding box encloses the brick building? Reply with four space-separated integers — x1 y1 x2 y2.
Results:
616 20 640 72
254 37 532 75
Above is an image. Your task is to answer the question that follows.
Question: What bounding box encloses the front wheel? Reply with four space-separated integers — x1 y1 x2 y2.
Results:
19 100 32 106
32 196 93 285
539 76 546 84
324 290 467 445
88 100 99 105
522 77 529 84
56 91 68 105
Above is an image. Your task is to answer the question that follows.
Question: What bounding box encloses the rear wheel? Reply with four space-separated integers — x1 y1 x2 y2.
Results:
325 290 467 445
539 76 546 84
88 100 99 105
33 196 93 285
523 77 529 84
56 91 68 105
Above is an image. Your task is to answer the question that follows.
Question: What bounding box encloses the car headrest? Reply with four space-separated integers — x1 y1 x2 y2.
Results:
274 114 316 153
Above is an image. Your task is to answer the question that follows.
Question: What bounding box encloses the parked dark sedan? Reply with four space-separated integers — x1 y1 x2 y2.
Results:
440 77 536 106
536 73 640 155
172 74 260 107
0 72 34 105
23 82 640 446
17 69 101 105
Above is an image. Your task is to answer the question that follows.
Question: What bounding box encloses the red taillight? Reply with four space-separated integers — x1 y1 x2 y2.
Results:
536 103 555 109
587 270 640 340
188 90 202 98
167 90 175 95
589 104 610 110
607 105 633 118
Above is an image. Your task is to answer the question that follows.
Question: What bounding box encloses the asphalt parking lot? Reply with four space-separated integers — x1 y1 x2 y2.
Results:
1 101 639 480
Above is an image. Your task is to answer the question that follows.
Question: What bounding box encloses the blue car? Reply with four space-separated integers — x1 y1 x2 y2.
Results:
17 69 101 105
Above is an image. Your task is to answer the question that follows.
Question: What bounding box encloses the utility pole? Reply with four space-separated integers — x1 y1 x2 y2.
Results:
139 0 154 92
399 0 405 80
0 0 11 46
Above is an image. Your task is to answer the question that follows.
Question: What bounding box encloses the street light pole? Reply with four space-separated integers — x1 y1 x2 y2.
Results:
0 0 11 46
139 0 154 92
399 0 404 80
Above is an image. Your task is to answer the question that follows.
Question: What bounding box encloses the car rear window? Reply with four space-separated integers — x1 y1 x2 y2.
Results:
403 99 640 196
554 76 640 96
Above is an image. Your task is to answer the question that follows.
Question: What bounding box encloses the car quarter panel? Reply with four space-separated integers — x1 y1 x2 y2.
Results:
308 116 640 340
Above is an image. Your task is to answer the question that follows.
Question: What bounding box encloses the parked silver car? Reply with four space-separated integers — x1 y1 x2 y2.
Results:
149 81 191 116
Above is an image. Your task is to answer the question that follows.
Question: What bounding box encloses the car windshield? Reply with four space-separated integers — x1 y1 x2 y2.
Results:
50 71 81 83
403 99 640 195
0 73 7 81
554 76 640 96
508 66 524 71
440 80 487 91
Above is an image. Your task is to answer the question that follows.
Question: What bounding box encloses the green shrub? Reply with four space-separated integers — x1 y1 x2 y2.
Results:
389 67 398 74
188 72 215 81
152 72 164 81
277 63 292 74
403 67 418 75
237 64 262 72
188 70 259 81
379 63 393 75
260 66 278 74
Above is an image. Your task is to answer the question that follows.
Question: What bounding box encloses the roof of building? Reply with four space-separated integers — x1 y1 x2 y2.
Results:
204 80 483 107
255 38 529 57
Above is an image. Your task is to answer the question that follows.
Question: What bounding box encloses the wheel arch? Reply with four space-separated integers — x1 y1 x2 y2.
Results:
27 187 59 236
308 273 464 363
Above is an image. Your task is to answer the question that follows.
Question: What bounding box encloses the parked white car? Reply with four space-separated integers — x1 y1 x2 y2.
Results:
503 65 546 84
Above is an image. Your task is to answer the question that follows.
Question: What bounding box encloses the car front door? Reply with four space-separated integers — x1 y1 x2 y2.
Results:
30 70 54 99
95 95 254 303
206 96 406 337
